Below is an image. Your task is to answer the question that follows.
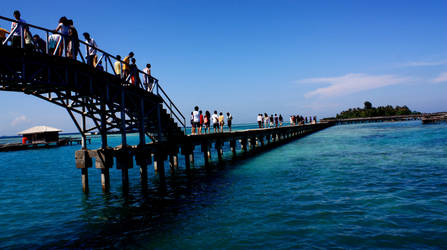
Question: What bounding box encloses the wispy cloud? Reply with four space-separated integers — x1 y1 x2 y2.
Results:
11 115 31 126
433 72 447 83
298 73 410 98
398 60 447 67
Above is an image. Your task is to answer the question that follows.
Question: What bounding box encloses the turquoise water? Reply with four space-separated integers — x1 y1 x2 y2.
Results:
1 121 446 248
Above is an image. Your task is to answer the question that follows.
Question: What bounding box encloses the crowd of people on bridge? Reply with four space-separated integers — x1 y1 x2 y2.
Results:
1 10 154 92
190 106 233 135
290 115 318 125
257 113 318 128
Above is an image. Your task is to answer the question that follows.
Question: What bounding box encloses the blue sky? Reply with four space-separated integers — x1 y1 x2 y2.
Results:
1 0 446 135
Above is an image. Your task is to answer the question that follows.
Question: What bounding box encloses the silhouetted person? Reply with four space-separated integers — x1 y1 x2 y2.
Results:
83 32 97 66
10 10 27 48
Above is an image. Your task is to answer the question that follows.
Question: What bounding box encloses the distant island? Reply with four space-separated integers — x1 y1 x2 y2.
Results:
333 101 420 119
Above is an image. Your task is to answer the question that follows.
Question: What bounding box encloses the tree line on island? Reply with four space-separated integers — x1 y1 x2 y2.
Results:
334 101 420 119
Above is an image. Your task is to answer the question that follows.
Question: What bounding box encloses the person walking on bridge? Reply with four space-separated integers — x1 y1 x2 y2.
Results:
114 55 122 77
55 17 69 56
257 114 263 128
66 20 79 59
143 64 153 91
192 106 200 135
198 110 204 134
264 113 269 128
83 32 97 66
204 111 211 134
123 52 134 80
32 34 45 53
130 58 140 86
10 10 27 48
219 112 225 133
212 111 219 133
227 112 233 132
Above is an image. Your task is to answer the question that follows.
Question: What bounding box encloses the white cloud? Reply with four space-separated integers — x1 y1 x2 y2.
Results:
298 73 410 98
10 115 31 126
399 60 447 67
433 72 447 83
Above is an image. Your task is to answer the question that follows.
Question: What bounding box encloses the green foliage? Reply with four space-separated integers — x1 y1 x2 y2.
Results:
336 102 419 119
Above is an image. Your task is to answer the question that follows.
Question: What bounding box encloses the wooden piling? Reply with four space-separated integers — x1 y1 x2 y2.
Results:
215 140 223 162
75 149 92 193
202 142 210 168
154 152 166 184
94 149 113 192
82 168 89 193
116 149 133 191
230 140 237 158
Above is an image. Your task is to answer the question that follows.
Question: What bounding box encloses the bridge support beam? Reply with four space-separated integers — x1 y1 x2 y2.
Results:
94 149 113 192
75 149 92 193
241 138 248 154
154 151 166 184
215 140 223 162
202 142 210 168
116 150 133 192
181 144 193 172
136 148 151 186
230 140 237 158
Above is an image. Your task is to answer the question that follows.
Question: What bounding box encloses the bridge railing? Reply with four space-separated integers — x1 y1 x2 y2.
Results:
0 15 186 133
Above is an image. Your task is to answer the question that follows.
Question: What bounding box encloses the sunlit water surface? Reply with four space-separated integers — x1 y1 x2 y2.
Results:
1 121 446 249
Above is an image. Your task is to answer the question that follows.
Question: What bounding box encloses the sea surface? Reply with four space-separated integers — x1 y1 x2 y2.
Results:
0 121 446 249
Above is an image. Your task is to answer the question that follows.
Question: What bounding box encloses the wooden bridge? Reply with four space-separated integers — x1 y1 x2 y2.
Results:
0 16 336 193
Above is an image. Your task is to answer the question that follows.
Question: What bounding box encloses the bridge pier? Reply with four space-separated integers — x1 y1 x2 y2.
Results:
75 149 92 193
154 151 167 184
94 149 113 192
169 153 178 172
136 148 151 186
181 144 193 172
116 150 133 192
202 142 210 168
230 140 237 158
241 138 248 153
215 140 223 162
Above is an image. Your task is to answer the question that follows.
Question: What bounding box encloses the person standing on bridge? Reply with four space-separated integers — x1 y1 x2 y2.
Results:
10 10 27 48
219 112 225 133
66 19 79 59
279 114 283 126
143 64 153 91
130 58 140 86
55 17 70 56
227 112 233 132
32 35 46 53
274 114 279 127
192 106 200 135
212 111 219 133
264 113 269 128
198 110 204 134
83 32 97 66
114 55 122 77
123 52 134 80
204 111 211 134
257 114 263 128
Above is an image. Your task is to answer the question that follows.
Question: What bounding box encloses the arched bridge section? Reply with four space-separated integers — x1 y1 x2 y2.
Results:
0 15 186 150
0 47 183 143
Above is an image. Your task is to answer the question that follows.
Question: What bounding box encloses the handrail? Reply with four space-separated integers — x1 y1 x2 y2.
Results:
0 15 186 133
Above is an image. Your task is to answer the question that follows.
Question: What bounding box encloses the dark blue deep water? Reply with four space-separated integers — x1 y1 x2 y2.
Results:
1 121 446 249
